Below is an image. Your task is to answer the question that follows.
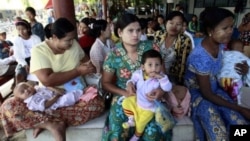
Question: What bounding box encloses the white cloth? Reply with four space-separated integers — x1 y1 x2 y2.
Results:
184 31 195 49
217 51 250 86
127 69 172 111
13 34 41 66
0 56 15 76
90 38 114 73
160 42 176 73
24 86 83 112
140 34 148 41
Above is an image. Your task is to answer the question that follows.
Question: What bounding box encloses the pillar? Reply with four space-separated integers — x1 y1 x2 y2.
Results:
53 0 77 35
102 0 107 20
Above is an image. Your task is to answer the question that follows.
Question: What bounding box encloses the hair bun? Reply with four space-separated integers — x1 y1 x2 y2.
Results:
88 23 94 29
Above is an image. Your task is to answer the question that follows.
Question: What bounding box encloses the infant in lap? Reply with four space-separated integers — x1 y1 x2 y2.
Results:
14 77 98 112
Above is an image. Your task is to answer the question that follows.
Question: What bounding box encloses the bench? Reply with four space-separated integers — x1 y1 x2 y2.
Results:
25 112 109 141
25 111 195 141
0 76 14 104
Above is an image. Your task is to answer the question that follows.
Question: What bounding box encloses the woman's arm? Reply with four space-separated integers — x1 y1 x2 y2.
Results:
90 47 104 73
13 38 27 67
197 74 250 119
34 63 95 87
44 94 61 109
102 71 127 96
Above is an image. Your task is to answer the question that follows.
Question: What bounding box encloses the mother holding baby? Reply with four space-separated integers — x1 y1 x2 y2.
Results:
0 18 105 141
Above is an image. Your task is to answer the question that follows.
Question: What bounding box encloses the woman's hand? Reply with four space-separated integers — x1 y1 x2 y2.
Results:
146 88 165 102
238 107 250 120
77 61 96 75
126 82 136 97
235 61 249 75
24 65 30 73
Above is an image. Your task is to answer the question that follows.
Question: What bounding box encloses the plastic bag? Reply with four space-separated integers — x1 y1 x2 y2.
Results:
155 100 176 133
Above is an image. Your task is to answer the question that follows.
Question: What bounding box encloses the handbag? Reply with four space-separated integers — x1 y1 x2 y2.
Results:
155 100 176 133
84 73 112 108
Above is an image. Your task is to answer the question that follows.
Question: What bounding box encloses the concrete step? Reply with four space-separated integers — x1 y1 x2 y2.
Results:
172 116 195 141
25 112 108 141
26 113 195 141
0 78 13 98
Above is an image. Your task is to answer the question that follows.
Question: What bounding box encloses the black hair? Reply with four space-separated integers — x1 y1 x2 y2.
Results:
227 39 243 50
191 15 198 29
15 19 32 36
25 7 36 16
183 17 188 24
165 11 185 22
200 7 234 36
44 23 52 39
141 50 162 65
80 18 96 37
90 19 108 38
114 13 140 38
157 15 165 21
81 17 91 26
51 18 75 39
139 18 148 30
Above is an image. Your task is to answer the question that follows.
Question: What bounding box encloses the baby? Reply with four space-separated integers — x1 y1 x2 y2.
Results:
122 50 172 141
14 82 97 112
164 85 191 119
218 39 250 101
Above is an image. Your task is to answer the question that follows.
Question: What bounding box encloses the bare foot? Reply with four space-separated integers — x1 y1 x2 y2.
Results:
33 128 43 138
47 122 66 141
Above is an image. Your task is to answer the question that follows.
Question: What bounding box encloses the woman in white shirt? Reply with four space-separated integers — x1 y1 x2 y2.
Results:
13 19 41 85
89 19 114 73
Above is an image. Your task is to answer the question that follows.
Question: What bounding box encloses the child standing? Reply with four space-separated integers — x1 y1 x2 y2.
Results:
122 50 172 141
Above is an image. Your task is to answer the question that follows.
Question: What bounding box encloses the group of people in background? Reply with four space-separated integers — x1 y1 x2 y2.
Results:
1 4 250 141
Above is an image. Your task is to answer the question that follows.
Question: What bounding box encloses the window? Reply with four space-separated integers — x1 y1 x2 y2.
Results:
194 0 247 8
215 0 228 7
195 0 204 8
204 0 214 7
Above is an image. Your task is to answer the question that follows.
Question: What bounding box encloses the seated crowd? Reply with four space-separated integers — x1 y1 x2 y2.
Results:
0 6 250 141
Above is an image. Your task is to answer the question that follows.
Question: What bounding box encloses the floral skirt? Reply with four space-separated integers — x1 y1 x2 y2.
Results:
101 96 172 141
0 96 105 137
190 88 249 141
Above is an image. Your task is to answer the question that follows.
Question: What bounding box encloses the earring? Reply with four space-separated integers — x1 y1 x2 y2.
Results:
209 33 212 37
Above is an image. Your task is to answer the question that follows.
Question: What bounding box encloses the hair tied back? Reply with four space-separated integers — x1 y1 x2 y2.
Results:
88 23 94 29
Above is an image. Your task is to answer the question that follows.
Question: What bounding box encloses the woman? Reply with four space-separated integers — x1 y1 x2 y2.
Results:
101 13 171 141
25 7 45 41
13 19 41 85
0 29 16 77
184 7 250 141
78 17 96 56
188 14 200 35
1 18 105 140
154 11 192 85
238 12 250 57
89 19 114 73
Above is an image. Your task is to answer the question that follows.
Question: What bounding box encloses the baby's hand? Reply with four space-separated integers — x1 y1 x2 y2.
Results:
153 73 163 79
53 88 65 96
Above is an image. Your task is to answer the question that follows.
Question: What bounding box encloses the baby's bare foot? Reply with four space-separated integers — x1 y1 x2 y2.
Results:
33 128 43 138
